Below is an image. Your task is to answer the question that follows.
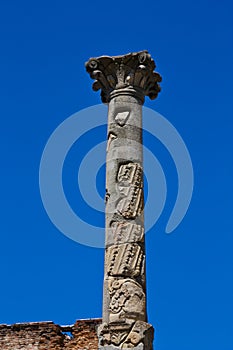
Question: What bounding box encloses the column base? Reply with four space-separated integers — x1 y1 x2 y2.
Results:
98 321 154 350
99 344 146 350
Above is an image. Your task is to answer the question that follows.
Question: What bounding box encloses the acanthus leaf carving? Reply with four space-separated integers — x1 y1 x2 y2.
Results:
85 50 161 103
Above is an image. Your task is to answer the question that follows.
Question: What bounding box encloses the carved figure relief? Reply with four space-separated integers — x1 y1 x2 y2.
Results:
109 279 145 323
110 221 144 244
116 163 143 219
106 243 143 277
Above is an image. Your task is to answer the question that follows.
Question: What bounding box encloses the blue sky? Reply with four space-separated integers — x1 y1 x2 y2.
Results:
0 1 233 349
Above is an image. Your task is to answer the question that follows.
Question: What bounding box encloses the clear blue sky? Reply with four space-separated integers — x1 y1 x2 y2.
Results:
0 1 232 349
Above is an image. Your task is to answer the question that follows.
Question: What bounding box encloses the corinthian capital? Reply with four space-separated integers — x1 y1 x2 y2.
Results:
85 50 161 103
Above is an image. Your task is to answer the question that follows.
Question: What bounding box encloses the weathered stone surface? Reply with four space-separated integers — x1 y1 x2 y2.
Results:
0 319 101 350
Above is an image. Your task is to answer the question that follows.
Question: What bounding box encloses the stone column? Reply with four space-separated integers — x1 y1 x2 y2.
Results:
86 51 161 350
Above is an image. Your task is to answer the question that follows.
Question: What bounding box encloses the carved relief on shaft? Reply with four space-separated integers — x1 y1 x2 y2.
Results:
116 162 143 219
106 221 144 248
108 278 146 324
106 243 144 277
114 110 130 126
110 222 144 244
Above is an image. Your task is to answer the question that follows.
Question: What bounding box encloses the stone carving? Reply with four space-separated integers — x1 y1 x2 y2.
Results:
85 50 161 103
109 279 146 323
117 162 141 184
122 321 154 349
116 163 143 219
98 322 131 347
111 222 144 244
106 243 143 277
98 321 154 349
107 132 117 151
114 110 130 126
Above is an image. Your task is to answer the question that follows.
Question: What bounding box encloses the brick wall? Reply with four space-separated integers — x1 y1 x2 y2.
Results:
0 319 101 350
